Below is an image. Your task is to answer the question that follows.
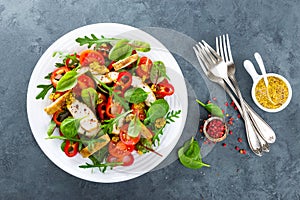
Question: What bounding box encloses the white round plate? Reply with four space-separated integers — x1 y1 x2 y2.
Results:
27 23 188 183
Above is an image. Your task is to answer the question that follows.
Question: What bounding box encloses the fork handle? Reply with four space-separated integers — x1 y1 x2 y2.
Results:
226 74 276 144
224 77 263 156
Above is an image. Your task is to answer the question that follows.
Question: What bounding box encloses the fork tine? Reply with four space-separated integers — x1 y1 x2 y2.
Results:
199 42 217 64
219 36 224 60
202 40 221 60
216 37 220 55
197 42 215 66
222 35 229 62
226 34 233 61
193 46 209 74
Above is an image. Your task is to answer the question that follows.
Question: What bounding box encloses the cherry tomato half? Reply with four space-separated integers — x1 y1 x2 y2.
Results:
50 66 70 88
155 81 175 99
72 74 95 96
79 49 105 66
136 56 153 80
120 124 141 146
108 141 131 158
64 140 79 157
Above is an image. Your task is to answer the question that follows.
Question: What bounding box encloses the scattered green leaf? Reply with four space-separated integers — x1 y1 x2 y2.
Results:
196 99 224 118
178 137 210 169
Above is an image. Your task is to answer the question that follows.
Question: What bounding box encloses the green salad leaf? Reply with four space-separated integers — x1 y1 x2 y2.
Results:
60 117 82 138
108 39 133 61
75 34 120 48
56 71 78 92
47 120 56 136
150 61 170 84
36 84 55 100
128 40 150 52
81 88 98 109
145 99 169 124
178 137 210 169
124 87 148 104
128 115 143 138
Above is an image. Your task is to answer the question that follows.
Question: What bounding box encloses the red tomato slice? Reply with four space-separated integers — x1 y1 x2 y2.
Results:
120 124 140 146
72 74 95 96
108 141 131 158
79 49 105 66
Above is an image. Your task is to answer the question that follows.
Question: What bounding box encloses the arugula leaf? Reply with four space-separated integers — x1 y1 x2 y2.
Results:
100 110 132 134
44 72 52 79
178 137 210 169
75 34 120 48
108 39 133 61
128 115 142 138
79 162 123 169
81 88 98 109
166 110 181 123
47 135 105 144
60 117 81 138
128 40 151 52
36 84 55 100
150 61 170 84
145 99 169 124
56 71 78 92
152 127 164 146
124 88 148 104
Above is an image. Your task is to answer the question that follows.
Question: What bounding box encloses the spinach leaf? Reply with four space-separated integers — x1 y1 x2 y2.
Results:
150 61 170 84
56 71 78 92
36 84 55 100
124 88 148 104
81 88 98 109
178 137 210 169
128 115 142 138
128 40 150 52
145 99 169 123
60 117 81 138
108 39 133 61
196 99 224 118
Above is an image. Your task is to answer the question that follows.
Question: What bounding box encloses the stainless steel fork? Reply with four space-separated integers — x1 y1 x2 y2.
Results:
194 42 263 156
216 34 276 144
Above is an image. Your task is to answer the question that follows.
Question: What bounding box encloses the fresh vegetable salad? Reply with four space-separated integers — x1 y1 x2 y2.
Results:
36 34 181 172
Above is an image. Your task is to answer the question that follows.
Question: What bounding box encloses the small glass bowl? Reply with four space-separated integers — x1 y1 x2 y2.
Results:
203 116 228 142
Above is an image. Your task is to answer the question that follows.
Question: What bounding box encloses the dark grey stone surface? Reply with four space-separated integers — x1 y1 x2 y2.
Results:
1 0 300 199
